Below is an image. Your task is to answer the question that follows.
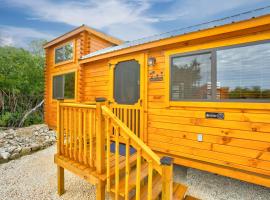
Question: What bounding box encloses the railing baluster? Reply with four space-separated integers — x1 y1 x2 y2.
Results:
125 138 130 200
79 109 83 163
135 109 139 136
74 108 77 161
136 148 141 200
106 117 111 192
89 110 93 167
64 107 68 156
83 110 87 165
70 108 74 160
60 107 64 155
68 108 72 158
115 127 120 200
147 160 153 200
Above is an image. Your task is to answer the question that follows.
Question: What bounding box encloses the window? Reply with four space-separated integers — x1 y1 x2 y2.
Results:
53 72 75 99
217 43 270 100
171 53 212 100
114 60 140 104
170 41 270 102
55 42 74 64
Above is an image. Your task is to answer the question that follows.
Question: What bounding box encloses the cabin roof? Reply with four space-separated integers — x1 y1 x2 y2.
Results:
43 25 123 48
81 6 270 60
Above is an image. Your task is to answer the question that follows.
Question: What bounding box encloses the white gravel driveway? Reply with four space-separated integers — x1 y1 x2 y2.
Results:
0 145 269 200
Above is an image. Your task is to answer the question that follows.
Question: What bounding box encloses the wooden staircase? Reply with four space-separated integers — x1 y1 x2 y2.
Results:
108 157 197 200
54 100 199 200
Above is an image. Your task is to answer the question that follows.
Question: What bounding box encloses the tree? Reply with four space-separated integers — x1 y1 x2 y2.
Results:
28 39 47 57
0 41 45 127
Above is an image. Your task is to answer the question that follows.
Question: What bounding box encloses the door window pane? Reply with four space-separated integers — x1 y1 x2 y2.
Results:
114 60 140 104
217 43 270 100
171 53 212 100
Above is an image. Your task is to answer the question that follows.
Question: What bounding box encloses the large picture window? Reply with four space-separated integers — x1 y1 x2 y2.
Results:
217 43 270 100
55 42 74 64
170 41 270 102
53 72 75 99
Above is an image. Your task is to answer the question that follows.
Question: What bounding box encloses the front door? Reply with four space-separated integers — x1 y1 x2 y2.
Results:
109 54 145 140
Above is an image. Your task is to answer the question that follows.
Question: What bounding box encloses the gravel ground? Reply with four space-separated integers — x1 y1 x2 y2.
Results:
0 145 269 200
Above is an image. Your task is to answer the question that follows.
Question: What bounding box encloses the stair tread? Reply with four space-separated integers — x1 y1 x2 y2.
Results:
173 182 188 199
111 162 149 197
184 195 200 200
95 152 138 181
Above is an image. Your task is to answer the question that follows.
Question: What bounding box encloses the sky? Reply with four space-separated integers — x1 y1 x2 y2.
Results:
0 0 270 48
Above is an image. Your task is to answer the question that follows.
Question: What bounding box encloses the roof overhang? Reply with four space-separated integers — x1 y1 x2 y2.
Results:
79 14 270 64
43 25 123 49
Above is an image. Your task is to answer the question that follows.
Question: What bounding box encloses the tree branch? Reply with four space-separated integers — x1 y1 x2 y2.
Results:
19 99 44 127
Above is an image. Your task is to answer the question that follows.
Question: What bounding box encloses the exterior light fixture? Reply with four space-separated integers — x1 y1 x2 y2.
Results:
147 57 156 67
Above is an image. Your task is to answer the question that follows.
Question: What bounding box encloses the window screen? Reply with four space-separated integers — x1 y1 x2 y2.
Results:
53 72 75 99
217 43 270 100
114 60 140 104
171 53 212 100
55 42 74 64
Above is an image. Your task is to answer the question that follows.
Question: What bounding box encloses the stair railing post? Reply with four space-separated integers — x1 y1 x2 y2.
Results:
56 98 65 195
161 156 174 200
57 99 64 155
95 97 107 200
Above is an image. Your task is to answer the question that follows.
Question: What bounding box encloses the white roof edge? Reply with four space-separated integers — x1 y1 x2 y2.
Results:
81 6 270 60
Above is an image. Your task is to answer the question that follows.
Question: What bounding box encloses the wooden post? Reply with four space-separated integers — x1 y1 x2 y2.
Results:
57 99 65 195
95 97 106 200
161 156 173 200
57 166 65 195
56 100 61 154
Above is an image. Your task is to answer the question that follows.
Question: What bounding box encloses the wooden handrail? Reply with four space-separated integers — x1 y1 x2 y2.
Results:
102 104 174 199
59 102 96 109
101 105 161 167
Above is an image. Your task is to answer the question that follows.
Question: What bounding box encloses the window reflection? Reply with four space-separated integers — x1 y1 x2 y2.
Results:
171 53 212 100
217 43 270 100
55 42 74 64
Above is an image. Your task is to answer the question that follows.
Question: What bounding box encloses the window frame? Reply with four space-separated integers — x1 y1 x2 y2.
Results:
51 70 77 102
53 40 75 66
168 39 270 103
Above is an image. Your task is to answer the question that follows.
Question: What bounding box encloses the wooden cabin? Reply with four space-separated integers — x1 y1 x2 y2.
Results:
44 12 270 199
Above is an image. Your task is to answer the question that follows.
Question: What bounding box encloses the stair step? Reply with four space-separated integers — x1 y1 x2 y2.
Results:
184 195 200 200
111 162 149 197
109 153 137 177
173 182 188 200
131 174 162 200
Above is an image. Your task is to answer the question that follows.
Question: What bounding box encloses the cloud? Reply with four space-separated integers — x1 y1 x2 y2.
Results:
171 0 267 21
0 25 54 48
4 0 162 40
2 0 268 42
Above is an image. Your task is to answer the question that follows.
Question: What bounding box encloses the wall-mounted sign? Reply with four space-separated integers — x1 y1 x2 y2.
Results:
149 70 164 82
205 112 224 120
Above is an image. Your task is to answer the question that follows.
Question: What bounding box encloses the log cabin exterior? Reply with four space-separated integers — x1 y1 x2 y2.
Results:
44 11 270 199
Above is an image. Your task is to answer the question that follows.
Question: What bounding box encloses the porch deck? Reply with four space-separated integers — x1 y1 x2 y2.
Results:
54 148 137 185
